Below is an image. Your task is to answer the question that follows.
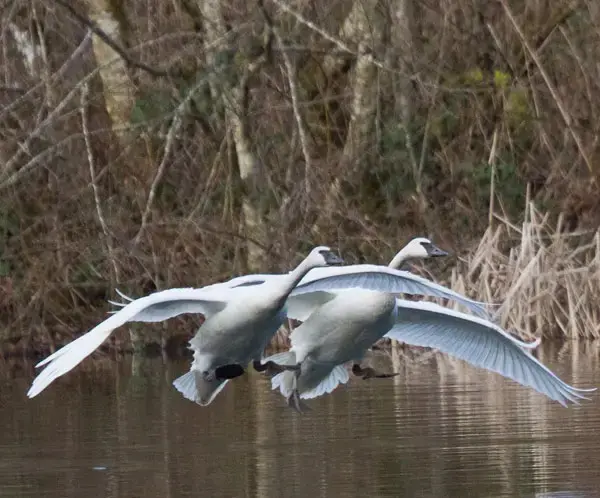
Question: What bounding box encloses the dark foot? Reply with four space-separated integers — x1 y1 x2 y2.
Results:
286 389 311 414
352 363 400 380
214 364 246 380
253 359 300 376
252 359 266 372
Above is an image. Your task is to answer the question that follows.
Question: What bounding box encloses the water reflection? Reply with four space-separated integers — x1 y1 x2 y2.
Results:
1 342 599 497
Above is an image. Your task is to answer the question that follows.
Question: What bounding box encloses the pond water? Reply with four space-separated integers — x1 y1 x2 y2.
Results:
1 341 599 497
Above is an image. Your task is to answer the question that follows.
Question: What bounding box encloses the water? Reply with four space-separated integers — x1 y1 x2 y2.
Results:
1 342 599 498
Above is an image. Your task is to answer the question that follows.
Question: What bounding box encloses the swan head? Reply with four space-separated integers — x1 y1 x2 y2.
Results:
305 246 344 268
403 237 449 259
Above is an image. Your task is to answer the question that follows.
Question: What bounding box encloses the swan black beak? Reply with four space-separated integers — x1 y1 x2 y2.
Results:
424 242 449 258
323 251 344 265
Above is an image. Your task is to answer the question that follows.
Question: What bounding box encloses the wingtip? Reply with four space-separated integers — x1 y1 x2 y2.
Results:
26 383 41 399
115 288 134 302
107 300 127 308
522 336 542 350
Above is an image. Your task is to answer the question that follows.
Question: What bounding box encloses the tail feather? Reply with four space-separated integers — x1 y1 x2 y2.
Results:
271 364 350 400
271 370 296 398
266 351 298 399
172 370 228 406
300 365 349 399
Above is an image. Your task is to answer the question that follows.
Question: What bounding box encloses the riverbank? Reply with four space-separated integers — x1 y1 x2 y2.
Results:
3 201 600 359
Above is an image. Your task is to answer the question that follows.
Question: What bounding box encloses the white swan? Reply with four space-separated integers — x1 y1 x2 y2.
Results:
264 244 594 412
26 246 344 401
30 238 497 403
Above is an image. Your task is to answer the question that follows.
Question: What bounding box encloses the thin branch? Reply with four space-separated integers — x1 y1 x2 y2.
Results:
80 82 120 283
53 0 174 78
0 29 91 122
133 77 209 245
134 113 182 246
264 13 312 195
488 126 500 227
0 86 26 93
0 33 95 187
270 0 412 79
500 0 593 175
270 0 355 56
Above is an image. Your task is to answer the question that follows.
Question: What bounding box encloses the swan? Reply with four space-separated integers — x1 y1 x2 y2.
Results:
31 239 497 403
254 237 449 376
264 246 594 412
26 246 344 401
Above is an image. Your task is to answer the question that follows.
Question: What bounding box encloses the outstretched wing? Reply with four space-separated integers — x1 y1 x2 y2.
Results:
204 273 279 290
385 299 595 406
283 291 338 321
291 265 497 319
27 288 229 398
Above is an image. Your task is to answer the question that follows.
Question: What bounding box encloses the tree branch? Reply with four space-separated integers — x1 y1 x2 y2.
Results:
261 3 313 196
133 78 209 245
80 82 120 282
53 0 175 78
500 0 594 177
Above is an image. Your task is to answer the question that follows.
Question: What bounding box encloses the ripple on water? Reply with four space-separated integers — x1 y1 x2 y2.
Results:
0 342 599 498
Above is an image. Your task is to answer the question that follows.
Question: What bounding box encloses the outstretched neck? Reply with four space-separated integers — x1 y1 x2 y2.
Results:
388 248 412 269
279 258 317 297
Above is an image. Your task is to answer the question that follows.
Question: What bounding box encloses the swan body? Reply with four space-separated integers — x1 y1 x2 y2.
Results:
268 290 397 401
268 297 595 408
26 246 343 401
265 239 594 409
265 238 448 407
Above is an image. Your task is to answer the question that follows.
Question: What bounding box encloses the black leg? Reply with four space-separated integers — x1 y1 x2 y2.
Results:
286 389 311 414
253 359 300 376
252 359 268 372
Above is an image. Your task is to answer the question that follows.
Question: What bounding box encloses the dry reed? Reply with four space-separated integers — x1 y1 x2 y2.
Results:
447 202 600 341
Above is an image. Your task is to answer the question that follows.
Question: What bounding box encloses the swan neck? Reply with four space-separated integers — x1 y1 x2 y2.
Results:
280 258 314 296
388 248 411 269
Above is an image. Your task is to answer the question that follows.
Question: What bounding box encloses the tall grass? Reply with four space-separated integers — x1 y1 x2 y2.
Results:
448 202 600 341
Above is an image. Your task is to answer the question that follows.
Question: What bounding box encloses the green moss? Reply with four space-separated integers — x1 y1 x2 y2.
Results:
464 68 484 85
504 87 531 127
493 70 511 90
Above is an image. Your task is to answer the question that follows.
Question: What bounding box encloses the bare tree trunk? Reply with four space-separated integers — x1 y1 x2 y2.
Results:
391 0 425 210
196 0 269 271
230 86 269 271
313 0 384 231
322 0 376 77
83 0 135 145
7 22 42 78
82 0 139 347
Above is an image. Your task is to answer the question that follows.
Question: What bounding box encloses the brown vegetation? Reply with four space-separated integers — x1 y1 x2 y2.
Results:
449 200 600 341
1 0 600 355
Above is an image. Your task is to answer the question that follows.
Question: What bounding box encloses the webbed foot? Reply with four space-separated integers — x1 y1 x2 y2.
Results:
286 389 311 414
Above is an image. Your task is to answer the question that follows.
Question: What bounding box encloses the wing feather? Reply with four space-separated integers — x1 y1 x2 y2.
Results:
27 288 229 398
291 265 497 319
385 300 595 406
